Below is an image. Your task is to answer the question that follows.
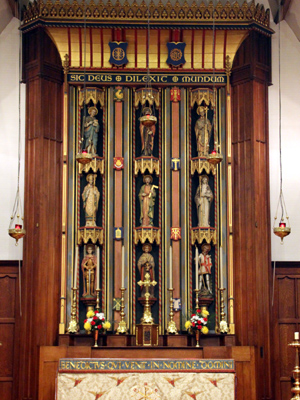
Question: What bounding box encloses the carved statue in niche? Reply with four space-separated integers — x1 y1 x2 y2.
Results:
139 175 157 227
194 175 213 227
81 244 97 297
137 243 155 298
140 107 156 156
198 243 213 295
83 106 99 155
82 174 100 227
195 105 212 157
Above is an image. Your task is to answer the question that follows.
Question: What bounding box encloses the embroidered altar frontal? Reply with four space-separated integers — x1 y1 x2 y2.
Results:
57 359 235 400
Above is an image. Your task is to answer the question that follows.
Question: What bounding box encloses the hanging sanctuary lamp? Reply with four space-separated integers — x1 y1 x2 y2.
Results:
273 0 291 243
8 5 26 245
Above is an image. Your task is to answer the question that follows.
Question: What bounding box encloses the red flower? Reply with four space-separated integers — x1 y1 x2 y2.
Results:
196 309 201 313
191 314 196 317
84 319 87 323
192 322 195 327
91 321 95 325
101 317 105 321
204 318 207 322
93 316 97 320
97 325 102 330
197 325 202 330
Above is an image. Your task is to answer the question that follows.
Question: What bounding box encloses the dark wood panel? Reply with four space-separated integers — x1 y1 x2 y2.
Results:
231 31 272 400
279 324 295 377
19 26 63 400
278 277 296 319
0 325 14 377
0 382 12 400
280 380 292 400
40 362 58 400
0 276 16 318
0 263 20 400
271 264 300 400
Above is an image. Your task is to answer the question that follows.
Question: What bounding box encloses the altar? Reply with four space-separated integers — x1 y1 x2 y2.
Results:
56 358 235 400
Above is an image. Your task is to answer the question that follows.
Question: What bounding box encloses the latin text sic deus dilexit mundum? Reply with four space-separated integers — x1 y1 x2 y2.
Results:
68 73 226 85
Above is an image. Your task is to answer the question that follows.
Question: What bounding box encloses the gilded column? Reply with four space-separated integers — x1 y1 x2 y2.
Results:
113 87 124 330
170 87 181 330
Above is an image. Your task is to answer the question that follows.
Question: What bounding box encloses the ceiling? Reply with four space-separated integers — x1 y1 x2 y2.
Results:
1 0 300 39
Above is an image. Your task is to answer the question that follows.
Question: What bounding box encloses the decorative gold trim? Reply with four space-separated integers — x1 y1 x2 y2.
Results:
124 88 133 334
63 92 68 157
228 165 233 230
78 157 104 174
191 227 217 246
228 234 235 334
162 88 168 335
183 88 190 325
23 0 271 29
134 227 160 245
63 54 69 75
190 158 216 176
79 87 105 108
134 88 160 109
59 233 66 334
60 78 69 334
190 88 214 109
135 157 159 176
78 227 104 245
226 56 232 162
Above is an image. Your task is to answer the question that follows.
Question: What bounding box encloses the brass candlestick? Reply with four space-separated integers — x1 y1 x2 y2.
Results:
67 287 79 333
167 288 178 334
194 289 200 309
218 288 228 334
95 288 101 311
288 335 300 399
116 287 128 334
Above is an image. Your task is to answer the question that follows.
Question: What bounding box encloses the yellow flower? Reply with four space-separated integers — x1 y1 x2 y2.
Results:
84 322 91 331
201 310 209 316
185 321 191 329
86 310 95 318
103 321 111 330
201 326 209 334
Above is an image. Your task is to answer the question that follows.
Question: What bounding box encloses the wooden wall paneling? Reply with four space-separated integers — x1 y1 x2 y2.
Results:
0 262 20 400
19 27 63 400
271 263 300 400
231 30 272 400
39 346 93 400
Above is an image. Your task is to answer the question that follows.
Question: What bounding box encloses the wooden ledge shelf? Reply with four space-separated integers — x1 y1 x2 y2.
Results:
58 333 236 347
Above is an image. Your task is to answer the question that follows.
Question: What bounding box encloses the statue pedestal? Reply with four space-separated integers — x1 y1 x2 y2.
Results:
136 324 159 346
138 297 157 307
80 296 96 313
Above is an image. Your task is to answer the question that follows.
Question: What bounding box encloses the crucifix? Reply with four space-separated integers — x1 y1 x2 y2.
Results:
137 268 157 325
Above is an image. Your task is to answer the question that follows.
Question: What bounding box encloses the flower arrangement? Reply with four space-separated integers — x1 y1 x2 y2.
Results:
84 310 111 333
185 308 209 335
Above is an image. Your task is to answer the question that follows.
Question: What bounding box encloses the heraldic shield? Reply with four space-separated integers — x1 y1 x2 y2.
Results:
166 42 186 67
109 42 129 66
